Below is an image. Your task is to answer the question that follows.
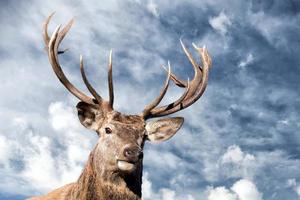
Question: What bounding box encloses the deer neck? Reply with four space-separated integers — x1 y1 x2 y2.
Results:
75 145 143 199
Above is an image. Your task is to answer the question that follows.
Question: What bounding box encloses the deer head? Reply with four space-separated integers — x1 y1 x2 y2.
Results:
42 13 212 197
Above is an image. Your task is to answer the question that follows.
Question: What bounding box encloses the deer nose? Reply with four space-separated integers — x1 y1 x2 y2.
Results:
123 145 142 161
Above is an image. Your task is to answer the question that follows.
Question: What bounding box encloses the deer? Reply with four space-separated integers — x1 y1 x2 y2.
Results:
28 13 212 200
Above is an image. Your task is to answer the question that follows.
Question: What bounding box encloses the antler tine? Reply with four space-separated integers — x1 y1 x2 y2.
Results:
142 64 171 117
161 65 187 88
171 78 190 108
145 64 190 118
58 18 74 43
43 12 55 46
180 39 199 77
43 12 69 54
80 55 103 105
160 39 201 89
162 41 202 96
108 50 114 109
46 15 95 105
143 42 212 118
179 41 203 99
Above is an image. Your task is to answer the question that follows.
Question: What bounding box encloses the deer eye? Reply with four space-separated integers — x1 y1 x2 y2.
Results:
105 127 112 134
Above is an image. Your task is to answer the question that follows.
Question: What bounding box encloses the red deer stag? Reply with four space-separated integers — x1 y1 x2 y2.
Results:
29 13 212 200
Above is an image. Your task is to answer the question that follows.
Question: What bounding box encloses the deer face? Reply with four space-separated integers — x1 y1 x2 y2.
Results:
76 101 183 173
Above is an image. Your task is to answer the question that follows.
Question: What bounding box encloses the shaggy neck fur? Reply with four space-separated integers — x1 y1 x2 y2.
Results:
72 145 142 200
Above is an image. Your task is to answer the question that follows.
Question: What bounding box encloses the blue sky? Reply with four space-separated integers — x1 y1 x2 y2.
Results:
0 0 300 199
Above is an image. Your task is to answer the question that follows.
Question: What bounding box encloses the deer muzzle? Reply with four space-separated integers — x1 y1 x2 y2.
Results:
117 144 142 172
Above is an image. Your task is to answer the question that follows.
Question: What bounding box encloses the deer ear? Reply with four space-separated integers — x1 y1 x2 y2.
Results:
76 101 102 131
145 117 184 143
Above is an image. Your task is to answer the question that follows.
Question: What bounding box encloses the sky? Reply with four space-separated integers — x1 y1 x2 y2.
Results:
0 0 300 199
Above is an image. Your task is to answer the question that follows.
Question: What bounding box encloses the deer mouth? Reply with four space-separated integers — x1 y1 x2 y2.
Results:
117 160 136 172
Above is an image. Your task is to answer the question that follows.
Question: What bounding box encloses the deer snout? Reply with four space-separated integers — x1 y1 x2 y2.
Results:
123 145 142 162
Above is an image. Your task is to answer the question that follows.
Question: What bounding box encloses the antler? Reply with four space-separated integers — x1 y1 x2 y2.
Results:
142 40 212 119
43 13 211 118
43 13 114 111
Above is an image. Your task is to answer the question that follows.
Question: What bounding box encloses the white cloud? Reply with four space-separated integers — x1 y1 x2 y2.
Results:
48 102 81 131
209 12 232 35
221 145 255 164
287 179 300 199
287 178 297 188
144 149 183 170
159 188 196 200
21 134 59 191
277 119 289 125
46 102 94 185
147 1 159 17
0 130 60 194
221 145 256 167
142 172 154 199
142 171 196 200
0 135 13 168
249 11 295 49
231 179 262 200
161 188 176 200
0 102 94 196
239 53 254 68
208 186 238 200
219 145 257 179
187 195 195 200
207 179 262 200
297 186 300 199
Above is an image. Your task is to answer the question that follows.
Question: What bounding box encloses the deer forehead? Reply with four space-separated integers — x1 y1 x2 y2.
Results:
103 112 145 138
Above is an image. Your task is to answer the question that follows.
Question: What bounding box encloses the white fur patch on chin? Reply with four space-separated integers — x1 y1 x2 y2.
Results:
117 160 135 172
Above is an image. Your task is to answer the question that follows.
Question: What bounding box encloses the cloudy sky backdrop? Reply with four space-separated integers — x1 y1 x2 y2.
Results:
0 0 300 199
